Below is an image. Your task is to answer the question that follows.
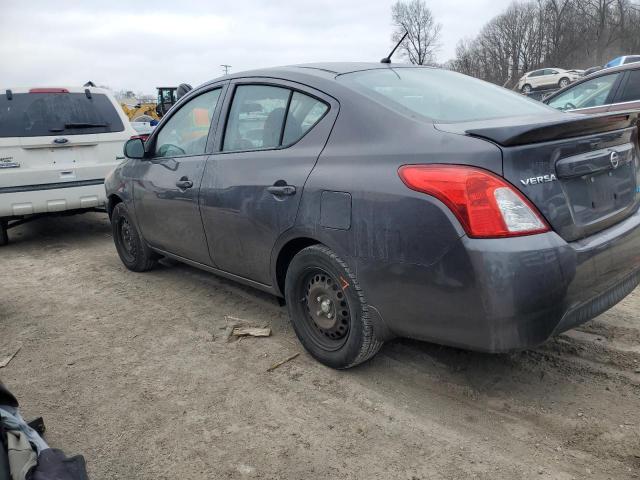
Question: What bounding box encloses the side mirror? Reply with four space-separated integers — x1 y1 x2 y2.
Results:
124 137 146 159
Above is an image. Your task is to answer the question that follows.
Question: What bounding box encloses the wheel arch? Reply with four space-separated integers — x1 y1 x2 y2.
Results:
274 236 322 297
107 194 123 219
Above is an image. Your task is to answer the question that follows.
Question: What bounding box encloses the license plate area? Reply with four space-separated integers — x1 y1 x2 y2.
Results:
564 161 636 226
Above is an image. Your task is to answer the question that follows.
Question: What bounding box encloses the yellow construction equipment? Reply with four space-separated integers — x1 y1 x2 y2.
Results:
120 85 189 122
120 102 160 123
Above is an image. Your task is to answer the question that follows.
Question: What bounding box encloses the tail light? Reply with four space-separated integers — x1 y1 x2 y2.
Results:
130 134 149 141
398 164 549 238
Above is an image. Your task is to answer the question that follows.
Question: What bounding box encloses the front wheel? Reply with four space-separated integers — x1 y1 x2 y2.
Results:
521 84 532 94
111 203 157 272
284 245 383 369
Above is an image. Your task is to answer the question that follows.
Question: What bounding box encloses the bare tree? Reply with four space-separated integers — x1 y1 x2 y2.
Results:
450 0 640 87
391 0 442 65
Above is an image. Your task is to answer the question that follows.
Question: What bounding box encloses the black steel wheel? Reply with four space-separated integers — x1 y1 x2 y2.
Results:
285 244 383 369
111 202 157 272
302 268 351 351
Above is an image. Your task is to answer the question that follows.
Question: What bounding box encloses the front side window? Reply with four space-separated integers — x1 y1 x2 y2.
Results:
154 88 221 157
546 73 619 111
339 68 554 123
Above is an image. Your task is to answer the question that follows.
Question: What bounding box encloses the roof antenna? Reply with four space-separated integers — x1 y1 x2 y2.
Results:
381 31 408 64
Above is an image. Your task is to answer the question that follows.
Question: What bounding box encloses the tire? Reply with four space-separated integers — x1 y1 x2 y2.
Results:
0 220 8 247
521 84 532 94
111 203 156 272
559 77 569 88
284 245 383 369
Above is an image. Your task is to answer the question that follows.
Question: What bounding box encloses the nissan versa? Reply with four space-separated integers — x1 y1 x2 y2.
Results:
106 63 640 369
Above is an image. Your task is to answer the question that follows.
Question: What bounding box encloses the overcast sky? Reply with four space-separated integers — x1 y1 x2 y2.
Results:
0 0 512 94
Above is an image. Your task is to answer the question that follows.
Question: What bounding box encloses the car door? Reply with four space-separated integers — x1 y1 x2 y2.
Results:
541 69 558 87
199 79 338 285
531 70 546 88
133 85 226 265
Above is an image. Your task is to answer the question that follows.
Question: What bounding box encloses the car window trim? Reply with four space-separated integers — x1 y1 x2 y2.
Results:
146 83 227 160
567 98 640 112
215 79 331 155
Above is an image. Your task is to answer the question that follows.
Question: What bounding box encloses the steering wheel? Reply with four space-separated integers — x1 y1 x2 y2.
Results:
564 102 576 110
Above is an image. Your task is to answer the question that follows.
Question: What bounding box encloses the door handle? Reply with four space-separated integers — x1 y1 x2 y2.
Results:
176 177 193 189
267 184 296 196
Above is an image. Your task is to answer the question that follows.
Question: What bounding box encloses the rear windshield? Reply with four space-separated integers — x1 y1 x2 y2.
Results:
0 92 124 137
337 68 555 123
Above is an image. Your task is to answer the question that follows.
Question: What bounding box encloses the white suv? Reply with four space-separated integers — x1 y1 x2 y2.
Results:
517 68 581 93
0 86 135 245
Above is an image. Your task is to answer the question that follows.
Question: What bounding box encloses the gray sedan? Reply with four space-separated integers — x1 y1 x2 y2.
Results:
106 63 640 368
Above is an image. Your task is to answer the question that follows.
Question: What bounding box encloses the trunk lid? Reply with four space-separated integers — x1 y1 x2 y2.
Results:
436 112 640 242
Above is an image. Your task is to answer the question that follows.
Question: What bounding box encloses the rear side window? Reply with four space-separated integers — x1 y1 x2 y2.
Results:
623 56 640 65
223 85 328 152
618 70 640 103
0 92 124 137
223 85 290 151
282 92 328 146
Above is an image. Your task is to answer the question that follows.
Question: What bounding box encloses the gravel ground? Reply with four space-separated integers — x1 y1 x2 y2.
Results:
1 212 639 479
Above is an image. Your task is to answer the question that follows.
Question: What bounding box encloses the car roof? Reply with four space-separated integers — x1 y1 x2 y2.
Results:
199 62 429 86
586 61 640 76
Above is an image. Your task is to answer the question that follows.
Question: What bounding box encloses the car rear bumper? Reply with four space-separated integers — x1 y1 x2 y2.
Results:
358 209 640 352
0 180 106 218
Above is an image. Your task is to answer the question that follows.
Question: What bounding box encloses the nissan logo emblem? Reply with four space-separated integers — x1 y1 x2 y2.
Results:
610 151 619 169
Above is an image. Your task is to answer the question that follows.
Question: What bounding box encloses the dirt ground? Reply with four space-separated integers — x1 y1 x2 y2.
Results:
0 212 639 479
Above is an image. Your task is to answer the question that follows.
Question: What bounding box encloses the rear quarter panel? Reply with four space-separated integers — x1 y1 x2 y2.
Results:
283 94 503 336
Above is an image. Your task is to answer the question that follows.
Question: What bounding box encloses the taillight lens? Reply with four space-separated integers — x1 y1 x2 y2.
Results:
398 164 550 238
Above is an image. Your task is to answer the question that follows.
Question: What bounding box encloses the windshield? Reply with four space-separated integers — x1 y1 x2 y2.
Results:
0 92 124 137
337 68 555 123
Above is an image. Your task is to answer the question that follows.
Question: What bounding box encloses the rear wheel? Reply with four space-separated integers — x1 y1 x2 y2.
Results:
111 203 156 272
559 77 569 88
284 245 383 369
